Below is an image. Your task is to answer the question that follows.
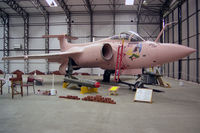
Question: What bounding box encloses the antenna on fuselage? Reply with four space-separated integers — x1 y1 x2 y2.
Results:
155 21 177 43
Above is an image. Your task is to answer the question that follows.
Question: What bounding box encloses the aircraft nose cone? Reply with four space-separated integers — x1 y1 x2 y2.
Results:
185 47 196 55
157 43 196 63
185 46 196 54
170 44 195 57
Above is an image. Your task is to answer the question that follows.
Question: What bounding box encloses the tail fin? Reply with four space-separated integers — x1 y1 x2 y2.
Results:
155 21 177 43
42 34 78 52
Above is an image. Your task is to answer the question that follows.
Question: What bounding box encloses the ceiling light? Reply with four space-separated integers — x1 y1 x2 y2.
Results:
125 0 135 5
46 0 57 7
143 0 147 5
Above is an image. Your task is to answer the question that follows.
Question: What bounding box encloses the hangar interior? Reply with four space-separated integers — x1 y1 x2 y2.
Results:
0 0 199 83
0 0 160 75
0 0 200 133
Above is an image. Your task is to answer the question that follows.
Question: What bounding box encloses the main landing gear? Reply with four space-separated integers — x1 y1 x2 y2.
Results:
102 70 115 82
102 70 144 90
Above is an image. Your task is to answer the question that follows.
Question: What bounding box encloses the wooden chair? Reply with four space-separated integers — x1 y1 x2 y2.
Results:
23 76 35 95
0 78 6 95
9 73 23 99
4 74 12 93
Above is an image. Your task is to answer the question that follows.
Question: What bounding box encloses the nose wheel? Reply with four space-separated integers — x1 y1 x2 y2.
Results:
134 81 145 88
118 79 144 91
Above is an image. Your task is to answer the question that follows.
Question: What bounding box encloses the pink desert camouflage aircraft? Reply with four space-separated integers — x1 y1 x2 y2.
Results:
2 23 196 81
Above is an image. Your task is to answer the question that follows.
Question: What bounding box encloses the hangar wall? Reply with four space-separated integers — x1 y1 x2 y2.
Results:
163 0 200 83
138 15 160 41
0 13 143 75
0 26 3 65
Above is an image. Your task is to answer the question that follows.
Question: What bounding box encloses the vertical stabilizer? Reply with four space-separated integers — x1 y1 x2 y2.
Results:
42 34 78 52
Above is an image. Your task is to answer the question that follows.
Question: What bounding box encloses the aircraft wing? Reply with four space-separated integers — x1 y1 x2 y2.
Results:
2 47 84 63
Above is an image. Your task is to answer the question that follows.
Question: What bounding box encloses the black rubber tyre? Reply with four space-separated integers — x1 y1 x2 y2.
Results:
102 70 114 82
135 81 144 88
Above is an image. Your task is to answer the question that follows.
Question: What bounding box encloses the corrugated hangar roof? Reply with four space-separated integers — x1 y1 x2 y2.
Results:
0 0 168 16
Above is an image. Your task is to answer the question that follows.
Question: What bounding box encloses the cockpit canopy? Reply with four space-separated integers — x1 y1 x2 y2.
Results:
110 31 145 42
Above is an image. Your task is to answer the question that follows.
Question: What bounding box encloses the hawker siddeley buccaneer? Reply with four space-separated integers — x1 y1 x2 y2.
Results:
2 23 196 88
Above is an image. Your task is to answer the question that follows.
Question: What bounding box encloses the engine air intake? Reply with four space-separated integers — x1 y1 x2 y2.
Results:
102 43 113 60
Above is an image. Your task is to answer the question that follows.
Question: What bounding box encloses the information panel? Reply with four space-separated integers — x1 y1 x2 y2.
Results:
134 88 153 103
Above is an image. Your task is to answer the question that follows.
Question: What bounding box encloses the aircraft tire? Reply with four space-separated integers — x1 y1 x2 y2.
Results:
103 70 110 82
134 81 144 88
102 70 114 82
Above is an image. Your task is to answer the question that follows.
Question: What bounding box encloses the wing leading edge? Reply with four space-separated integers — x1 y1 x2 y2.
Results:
2 47 84 62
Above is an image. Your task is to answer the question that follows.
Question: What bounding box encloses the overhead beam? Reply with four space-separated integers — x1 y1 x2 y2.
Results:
31 0 48 16
84 0 93 42
161 0 173 15
44 15 49 74
172 10 175 78
0 8 8 18
2 0 28 18
167 15 170 77
195 0 199 83
137 0 144 23
112 0 115 35
2 0 29 74
0 8 9 74
162 0 186 18
158 0 165 4
159 10 163 43
142 6 160 13
5 9 159 17
186 0 190 81
160 10 164 74
178 2 182 80
57 0 70 16
0 1 163 7
57 0 71 42
31 0 49 74
84 0 92 13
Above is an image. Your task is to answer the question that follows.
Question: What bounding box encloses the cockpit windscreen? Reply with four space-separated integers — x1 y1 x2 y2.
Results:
111 31 144 42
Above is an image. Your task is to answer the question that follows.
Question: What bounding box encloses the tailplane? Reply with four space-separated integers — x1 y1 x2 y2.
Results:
42 34 78 52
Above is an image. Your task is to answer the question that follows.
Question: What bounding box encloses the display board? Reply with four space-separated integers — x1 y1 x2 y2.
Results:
134 88 153 103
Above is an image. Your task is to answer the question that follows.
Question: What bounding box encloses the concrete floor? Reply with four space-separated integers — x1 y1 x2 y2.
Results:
0 75 200 133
